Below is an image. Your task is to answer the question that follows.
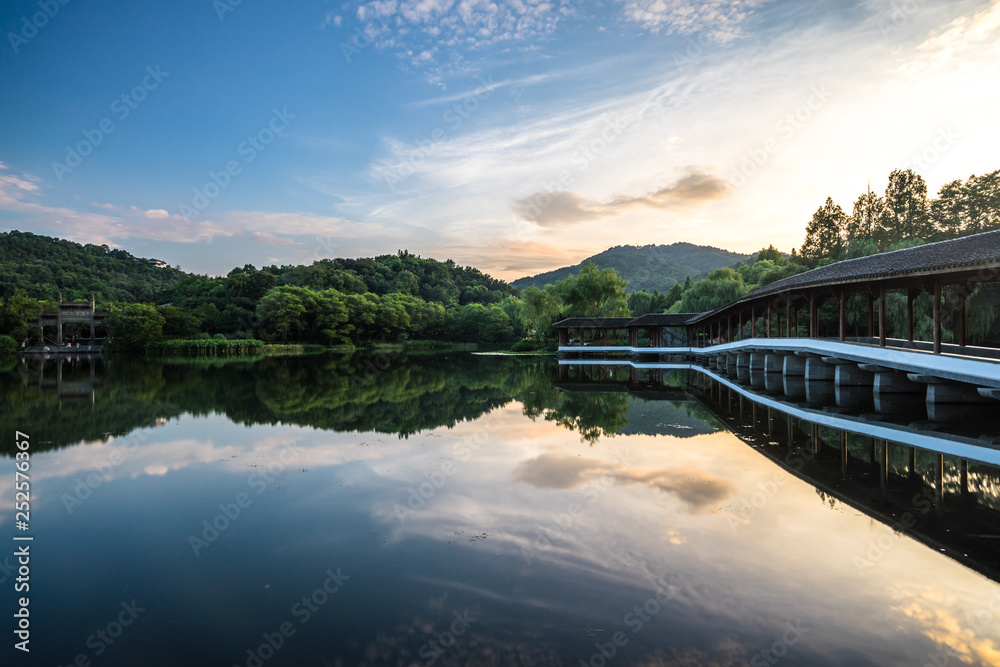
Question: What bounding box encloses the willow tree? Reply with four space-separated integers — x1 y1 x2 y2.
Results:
548 263 630 318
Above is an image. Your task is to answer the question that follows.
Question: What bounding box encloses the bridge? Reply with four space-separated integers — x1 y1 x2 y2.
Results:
555 230 1000 406
551 360 1000 583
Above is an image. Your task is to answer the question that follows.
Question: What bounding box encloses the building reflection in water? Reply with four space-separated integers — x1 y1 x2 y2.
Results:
556 360 1000 584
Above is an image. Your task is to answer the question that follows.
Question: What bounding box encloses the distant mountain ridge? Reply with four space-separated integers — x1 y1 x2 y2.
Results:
512 243 754 293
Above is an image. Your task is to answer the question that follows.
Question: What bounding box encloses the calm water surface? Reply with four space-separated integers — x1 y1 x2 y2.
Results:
2 352 1000 666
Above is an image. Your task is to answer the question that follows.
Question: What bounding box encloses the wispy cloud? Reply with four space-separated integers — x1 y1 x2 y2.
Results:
617 0 772 42
0 162 381 249
342 0 578 70
511 168 731 227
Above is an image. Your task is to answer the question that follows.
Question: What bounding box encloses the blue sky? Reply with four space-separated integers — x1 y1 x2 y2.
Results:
1 0 999 279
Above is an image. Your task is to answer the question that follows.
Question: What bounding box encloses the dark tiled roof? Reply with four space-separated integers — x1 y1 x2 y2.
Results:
687 230 1000 324
552 317 633 328
749 230 1000 299
629 313 701 326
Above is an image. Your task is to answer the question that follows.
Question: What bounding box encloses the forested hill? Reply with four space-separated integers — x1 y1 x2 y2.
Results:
511 243 753 292
0 230 188 302
0 230 517 306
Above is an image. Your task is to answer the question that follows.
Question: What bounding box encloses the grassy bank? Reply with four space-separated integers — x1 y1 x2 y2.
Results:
144 339 326 356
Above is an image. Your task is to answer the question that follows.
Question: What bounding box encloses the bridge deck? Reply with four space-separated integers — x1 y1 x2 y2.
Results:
558 337 1000 388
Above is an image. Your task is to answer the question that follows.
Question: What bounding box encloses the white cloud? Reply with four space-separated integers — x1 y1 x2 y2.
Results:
345 0 578 66
0 162 384 249
617 0 772 42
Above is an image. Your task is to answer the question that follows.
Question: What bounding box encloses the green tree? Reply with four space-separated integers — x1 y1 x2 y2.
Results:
671 267 748 313
846 188 885 251
518 287 562 340
756 245 783 263
801 197 847 260
255 287 306 342
549 263 630 318
0 289 42 344
109 303 165 350
883 168 930 242
159 305 202 338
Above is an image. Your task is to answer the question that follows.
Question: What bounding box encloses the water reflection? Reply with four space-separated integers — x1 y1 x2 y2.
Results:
2 353 1000 666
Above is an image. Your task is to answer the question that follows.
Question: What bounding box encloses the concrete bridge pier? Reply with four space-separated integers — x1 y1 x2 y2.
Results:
725 354 738 376
749 352 766 371
764 368 784 392
859 364 926 414
736 353 751 382
805 379 836 405
783 376 806 398
783 355 806 377
909 374 993 405
764 353 784 373
804 356 835 381
823 359 874 388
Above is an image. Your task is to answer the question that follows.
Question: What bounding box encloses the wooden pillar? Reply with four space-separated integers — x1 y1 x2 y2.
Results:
879 440 888 493
809 292 817 338
766 304 772 338
957 291 967 347
838 288 846 342
793 306 799 337
933 281 942 354
878 286 886 347
907 288 916 343
558 329 568 346
56 293 64 344
868 292 875 340
840 432 848 478
934 453 944 508
960 459 969 502
751 305 756 338
785 300 792 337
727 315 732 343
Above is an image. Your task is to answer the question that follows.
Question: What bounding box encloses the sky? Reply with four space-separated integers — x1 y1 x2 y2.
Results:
1 0 999 281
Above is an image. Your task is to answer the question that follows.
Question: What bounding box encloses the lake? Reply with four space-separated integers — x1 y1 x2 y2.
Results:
3 351 1000 666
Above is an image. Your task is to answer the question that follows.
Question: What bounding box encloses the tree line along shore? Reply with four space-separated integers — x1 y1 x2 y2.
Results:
1 166 998 355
